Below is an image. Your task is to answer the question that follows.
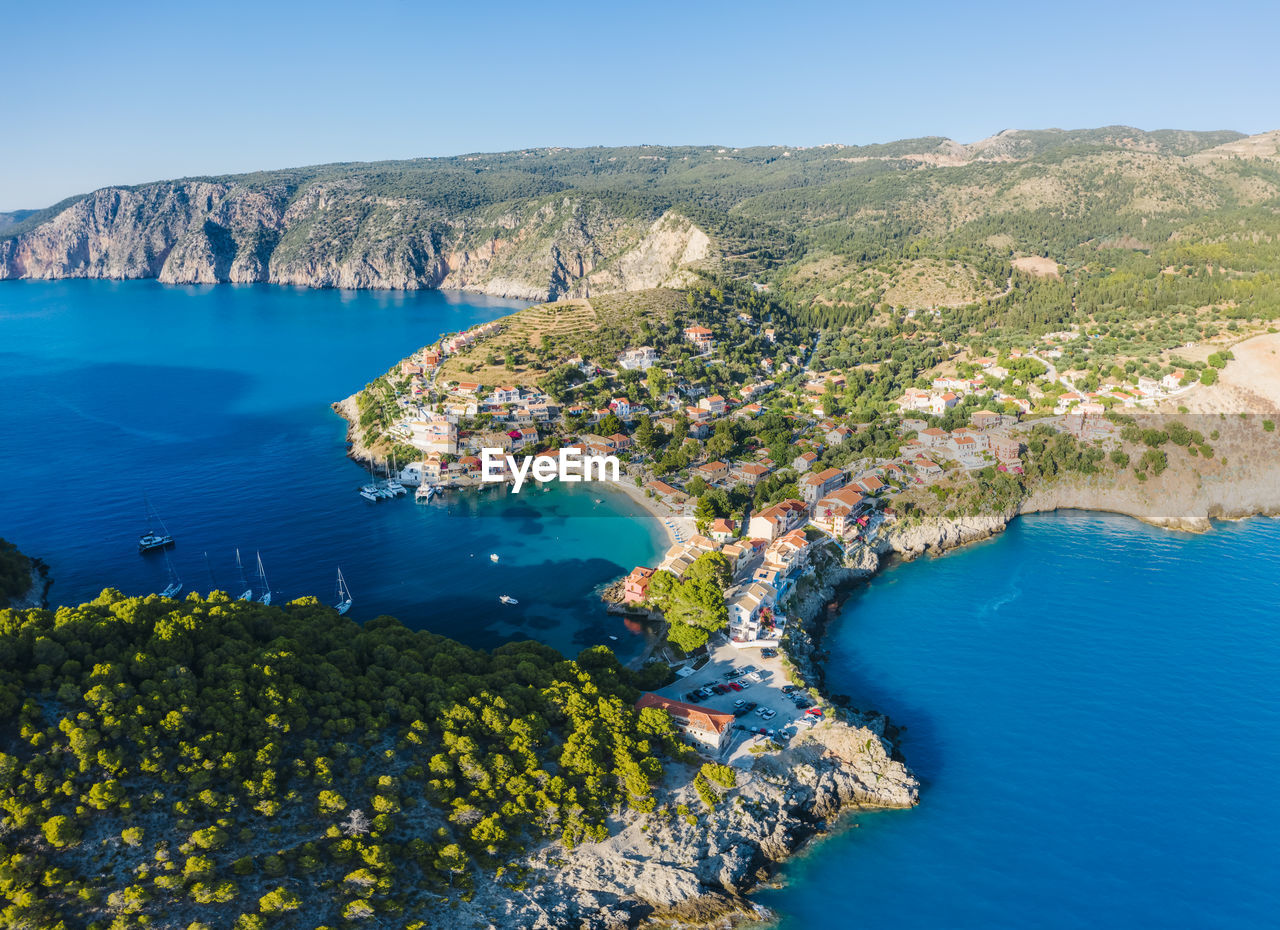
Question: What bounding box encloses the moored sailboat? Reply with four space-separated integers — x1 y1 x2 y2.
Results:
256 552 272 606
235 549 253 601
160 552 182 598
334 567 353 615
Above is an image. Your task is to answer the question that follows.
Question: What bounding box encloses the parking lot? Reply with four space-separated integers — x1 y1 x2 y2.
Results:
656 637 823 765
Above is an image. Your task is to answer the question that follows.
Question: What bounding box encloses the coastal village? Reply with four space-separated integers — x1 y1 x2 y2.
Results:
341 282 1236 762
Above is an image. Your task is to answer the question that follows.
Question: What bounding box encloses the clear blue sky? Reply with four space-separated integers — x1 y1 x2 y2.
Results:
3 0 1278 209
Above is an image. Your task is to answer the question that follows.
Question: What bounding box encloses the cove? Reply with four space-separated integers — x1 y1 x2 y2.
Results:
0 280 666 660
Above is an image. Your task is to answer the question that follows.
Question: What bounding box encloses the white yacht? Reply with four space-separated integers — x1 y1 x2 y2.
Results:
499 594 518 605
490 553 500 563
138 497 176 553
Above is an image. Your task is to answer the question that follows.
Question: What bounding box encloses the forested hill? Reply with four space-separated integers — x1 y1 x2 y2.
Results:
3 126 1277 303
0 591 683 927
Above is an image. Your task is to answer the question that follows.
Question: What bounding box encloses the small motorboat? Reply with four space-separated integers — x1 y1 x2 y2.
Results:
499 595 518 605
490 553 500 563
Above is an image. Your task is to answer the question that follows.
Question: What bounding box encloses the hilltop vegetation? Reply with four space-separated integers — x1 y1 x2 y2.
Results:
0 539 33 609
0 592 685 929
8 126 1280 307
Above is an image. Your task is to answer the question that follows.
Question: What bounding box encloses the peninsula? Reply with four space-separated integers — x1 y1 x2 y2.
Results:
6 126 1280 929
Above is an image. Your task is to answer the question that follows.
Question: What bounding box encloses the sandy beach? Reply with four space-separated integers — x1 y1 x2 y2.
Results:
602 478 696 549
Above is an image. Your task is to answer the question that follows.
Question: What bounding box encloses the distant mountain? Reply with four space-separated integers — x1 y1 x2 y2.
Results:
2 127 1273 302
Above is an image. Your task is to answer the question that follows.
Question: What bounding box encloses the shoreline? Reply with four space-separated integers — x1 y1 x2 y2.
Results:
328 380 1280 929
600 476 696 548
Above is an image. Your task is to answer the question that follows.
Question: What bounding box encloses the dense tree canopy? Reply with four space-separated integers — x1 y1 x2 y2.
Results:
0 592 687 928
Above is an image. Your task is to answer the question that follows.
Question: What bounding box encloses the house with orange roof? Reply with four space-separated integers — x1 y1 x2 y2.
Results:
622 567 656 605
635 694 733 751
812 486 867 538
647 480 687 502
799 467 846 504
699 394 727 416
747 499 808 541
695 461 730 484
683 325 714 350
854 475 886 495
709 517 736 543
731 461 770 486
792 450 819 472
912 457 942 478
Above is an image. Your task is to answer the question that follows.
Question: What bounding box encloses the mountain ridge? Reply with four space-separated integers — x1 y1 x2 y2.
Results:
2 127 1274 302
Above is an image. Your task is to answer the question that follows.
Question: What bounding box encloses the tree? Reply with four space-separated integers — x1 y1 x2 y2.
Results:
258 886 301 913
693 497 717 534
41 815 81 847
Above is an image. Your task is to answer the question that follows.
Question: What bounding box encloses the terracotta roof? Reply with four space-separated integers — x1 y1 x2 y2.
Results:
635 694 733 736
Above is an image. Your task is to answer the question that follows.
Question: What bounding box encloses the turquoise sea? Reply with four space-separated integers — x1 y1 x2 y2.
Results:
757 511 1280 928
0 280 666 660
4 281 1278 927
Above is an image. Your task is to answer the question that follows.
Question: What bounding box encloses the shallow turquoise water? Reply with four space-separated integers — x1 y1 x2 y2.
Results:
756 510 1280 928
0 280 665 659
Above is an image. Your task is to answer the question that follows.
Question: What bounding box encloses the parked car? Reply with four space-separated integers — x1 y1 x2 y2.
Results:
738 681 751 690
714 684 729 694
781 685 796 694
725 669 742 679
741 702 758 714
733 706 753 717
755 707 769 718
733 698 746 707
760 708 776 720
761 648 777 658
740 665 756 674
685 692 701 703
729 682 743 691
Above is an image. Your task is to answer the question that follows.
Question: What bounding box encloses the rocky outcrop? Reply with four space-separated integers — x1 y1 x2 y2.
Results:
883 510 1013 559
446 718 917 930
1 180 713 300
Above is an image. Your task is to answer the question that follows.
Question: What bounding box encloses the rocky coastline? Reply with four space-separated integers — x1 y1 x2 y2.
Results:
0 182 711 302
3 558 52 611
327 382 1280 927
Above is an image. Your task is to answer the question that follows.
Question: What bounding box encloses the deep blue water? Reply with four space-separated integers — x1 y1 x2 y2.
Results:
757 510 1280 929
0 280 665 659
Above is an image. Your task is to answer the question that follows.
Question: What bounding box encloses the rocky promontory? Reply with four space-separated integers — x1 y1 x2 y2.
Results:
442 715 917 930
